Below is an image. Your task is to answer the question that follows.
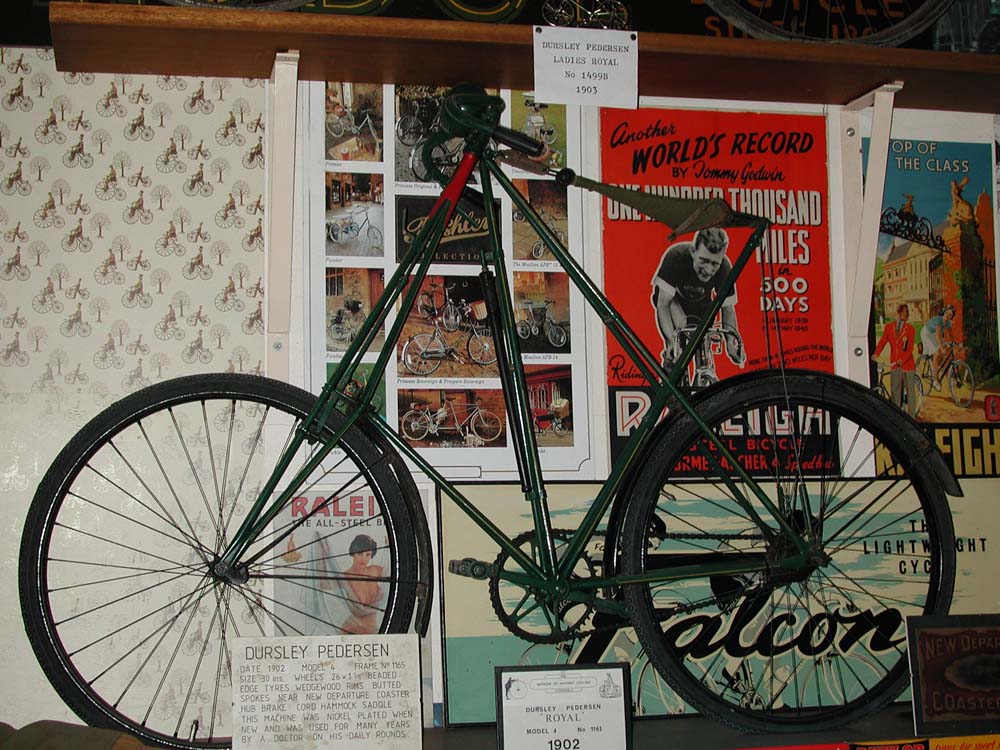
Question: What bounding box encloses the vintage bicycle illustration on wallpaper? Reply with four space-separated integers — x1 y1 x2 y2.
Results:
17 85 962 750
0 54 267 422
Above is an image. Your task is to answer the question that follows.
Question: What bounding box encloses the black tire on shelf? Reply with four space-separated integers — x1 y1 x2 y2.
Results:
19 374 419 750
620 371 955 733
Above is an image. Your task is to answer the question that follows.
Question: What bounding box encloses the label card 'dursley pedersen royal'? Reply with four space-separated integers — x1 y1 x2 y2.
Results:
234 634 421 750
495 663 631 750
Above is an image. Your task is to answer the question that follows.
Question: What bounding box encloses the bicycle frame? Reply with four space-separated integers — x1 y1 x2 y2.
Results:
216 94 812 612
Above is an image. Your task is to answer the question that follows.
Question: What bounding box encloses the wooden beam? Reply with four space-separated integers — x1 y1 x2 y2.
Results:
50 1 1000 112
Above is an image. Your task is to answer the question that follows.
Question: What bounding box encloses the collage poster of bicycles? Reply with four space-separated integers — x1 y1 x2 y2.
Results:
302 73 1000 727
315 81 591 475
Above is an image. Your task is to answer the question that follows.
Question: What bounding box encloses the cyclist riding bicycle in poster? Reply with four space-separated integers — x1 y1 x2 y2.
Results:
651 226 746 374
921 302 957 388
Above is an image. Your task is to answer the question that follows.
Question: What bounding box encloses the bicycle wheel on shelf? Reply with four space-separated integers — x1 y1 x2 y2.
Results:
620 371 955 733
703 0 953 45
19 374 419 750
541 0 575 26
432 0 527 23
948 360 975 408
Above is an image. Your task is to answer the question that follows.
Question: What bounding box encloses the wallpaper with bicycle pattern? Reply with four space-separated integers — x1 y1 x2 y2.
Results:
0 47 266 475
0 49 267 409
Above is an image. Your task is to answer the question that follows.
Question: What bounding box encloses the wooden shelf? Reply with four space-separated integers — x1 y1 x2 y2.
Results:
50 1 1000 112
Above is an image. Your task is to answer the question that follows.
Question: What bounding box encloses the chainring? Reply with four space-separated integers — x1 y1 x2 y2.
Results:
488 529 598 644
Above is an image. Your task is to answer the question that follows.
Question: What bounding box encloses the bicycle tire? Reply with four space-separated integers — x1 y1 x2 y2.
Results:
545 322 567 348
621 371 955 732
703 0 954 45
19 373 419 749
470 409 502 442
432 0 526 23
467 329 497 365
400 409 430 441
402 333 442 375
395 115 424 148
948 359 975 408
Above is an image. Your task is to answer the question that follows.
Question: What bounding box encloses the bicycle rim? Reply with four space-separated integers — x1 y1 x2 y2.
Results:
432 0 526 22
621 371 954 731
703 0 953 45
19 374 418 749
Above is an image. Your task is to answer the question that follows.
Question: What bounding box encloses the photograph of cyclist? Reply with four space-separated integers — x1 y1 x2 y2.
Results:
921 303 956 389
651 226 745 374
872 302 918 417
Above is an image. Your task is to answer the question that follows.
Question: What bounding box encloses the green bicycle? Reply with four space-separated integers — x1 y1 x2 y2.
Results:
20 86 958 748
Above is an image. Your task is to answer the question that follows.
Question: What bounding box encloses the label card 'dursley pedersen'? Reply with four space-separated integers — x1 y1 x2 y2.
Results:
495 663 631 750
234 634 421 750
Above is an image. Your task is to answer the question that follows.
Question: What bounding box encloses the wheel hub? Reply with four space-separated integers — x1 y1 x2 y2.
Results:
211 559 249 585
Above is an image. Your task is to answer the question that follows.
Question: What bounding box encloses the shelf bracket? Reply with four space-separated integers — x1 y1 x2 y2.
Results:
840 81 903 388
265 50 300 381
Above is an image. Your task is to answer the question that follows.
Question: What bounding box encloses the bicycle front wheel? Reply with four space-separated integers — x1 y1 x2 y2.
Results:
703 0 953 45
620 371 955 732
467 329 497 365
20 374 419 749
948 360 975 408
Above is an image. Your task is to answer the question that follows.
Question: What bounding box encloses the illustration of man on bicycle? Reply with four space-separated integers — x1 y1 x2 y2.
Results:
651 227 745 383
872 302 918 417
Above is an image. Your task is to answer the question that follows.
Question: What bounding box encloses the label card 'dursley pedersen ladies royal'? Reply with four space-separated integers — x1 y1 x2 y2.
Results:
233 634 421 749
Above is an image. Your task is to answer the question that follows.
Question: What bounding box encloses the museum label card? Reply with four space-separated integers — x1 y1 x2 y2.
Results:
495 663 631 750
233 634 421 749
533 26 637 109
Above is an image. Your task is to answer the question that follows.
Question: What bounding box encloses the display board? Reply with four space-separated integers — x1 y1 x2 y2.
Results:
309 82 598 480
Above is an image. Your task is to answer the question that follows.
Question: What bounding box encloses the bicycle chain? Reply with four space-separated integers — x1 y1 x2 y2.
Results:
491 530 768 645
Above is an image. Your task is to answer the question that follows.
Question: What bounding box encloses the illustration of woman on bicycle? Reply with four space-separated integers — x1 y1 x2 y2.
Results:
921 303 956 388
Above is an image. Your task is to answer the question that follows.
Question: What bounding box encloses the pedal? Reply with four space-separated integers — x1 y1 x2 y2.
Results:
448 557 498 580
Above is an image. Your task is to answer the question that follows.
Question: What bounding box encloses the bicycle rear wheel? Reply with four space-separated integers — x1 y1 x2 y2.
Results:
704 0 953 45
20 374 419 749
621 371 955 732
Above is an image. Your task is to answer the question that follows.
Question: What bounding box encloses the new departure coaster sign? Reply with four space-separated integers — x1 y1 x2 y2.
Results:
533 26 638 109
495 663 631 750
233 634 421 749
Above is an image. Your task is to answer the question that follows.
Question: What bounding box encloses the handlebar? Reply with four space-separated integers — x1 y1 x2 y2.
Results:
436 84 545 158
